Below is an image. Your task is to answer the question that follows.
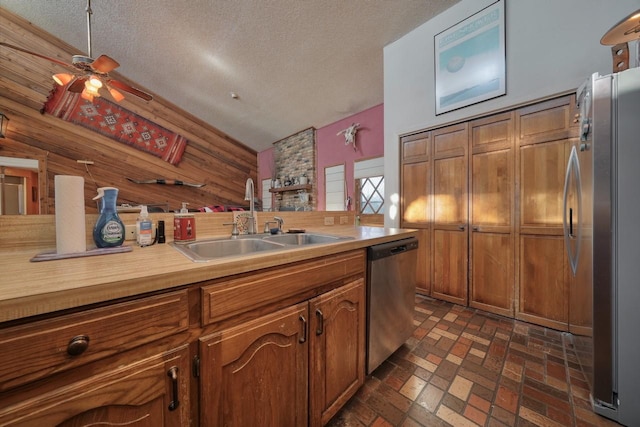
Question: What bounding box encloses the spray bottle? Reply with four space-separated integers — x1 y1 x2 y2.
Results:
92 187 125 248
136 205 153 246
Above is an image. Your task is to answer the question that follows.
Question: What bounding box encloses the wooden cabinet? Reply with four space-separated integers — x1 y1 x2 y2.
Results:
518 235 568 329
309 279 366 427
200 302 310 427
398 93 582 331
0 290 191 427
0 291 189 391
0 249 368 427
431 123 469 305
400 131 431 294
199 250 366 427
469 112 515 317
515 95 579 331
0 343 191 427
200 277 365 427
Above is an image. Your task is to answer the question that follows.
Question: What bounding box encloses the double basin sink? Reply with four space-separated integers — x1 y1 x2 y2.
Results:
172 233 354 262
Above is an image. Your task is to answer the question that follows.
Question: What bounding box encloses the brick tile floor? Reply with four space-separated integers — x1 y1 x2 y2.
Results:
327 295 622 427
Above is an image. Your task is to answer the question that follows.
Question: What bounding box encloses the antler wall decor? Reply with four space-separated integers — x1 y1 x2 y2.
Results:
337 123 360 151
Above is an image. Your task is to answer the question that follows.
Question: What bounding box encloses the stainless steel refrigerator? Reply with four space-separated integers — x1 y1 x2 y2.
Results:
567 66 640 426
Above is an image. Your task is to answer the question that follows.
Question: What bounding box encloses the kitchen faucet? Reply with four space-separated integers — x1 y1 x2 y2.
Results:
263 216 284 234
274 216 284 233
244 178 256 234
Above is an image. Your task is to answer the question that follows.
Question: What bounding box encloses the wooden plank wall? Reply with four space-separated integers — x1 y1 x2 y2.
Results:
0 7 257 214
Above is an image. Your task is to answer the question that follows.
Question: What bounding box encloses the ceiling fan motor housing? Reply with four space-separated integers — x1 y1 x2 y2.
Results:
72 55 106 74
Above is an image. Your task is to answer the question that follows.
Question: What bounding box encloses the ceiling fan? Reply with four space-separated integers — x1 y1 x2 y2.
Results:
0 0 152 103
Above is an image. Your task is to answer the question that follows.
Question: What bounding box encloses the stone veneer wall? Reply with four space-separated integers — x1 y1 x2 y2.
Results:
273 127 316 211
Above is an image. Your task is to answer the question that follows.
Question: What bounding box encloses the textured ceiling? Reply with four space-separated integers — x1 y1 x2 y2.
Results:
0 0 459 152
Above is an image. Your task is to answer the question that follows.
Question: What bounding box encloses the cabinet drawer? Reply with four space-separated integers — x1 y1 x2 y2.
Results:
0 290 189 391
202 250 365 326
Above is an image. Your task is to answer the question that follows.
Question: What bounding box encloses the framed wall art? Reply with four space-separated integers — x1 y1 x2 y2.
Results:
434 0 506 115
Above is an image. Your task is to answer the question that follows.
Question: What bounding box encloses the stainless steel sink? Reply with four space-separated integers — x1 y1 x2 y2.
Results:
263 233 352 245
172 233 353 261
172 238 286 262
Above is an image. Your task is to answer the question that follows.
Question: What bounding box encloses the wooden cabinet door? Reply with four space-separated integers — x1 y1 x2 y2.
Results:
309 278 366 427
469 113 515 316
401 131 431 226
400 131 431 294
518 140 567 229
515 95 578 331
200 303 309 427
431 123 468 305
0 345 191 427
518 235 569 330
516 141 569 330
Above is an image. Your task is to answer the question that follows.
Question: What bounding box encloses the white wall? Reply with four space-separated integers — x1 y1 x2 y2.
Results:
383 0 639 227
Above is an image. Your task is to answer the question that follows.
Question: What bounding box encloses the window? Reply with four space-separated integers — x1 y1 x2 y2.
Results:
325 164 346 211
358 175 384 214
354 157 384 219
261 178 272 211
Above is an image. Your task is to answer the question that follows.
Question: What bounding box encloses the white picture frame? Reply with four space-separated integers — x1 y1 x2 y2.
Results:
434 0 506 115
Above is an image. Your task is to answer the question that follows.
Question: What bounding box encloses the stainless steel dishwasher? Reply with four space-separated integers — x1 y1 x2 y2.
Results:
367 237 418 374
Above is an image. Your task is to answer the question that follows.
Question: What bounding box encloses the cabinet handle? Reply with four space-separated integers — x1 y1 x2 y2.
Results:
315 309 324 335
472 226 479 231
458 225 465 231
67 335 90 356
299 315 307 343
167 366 179 411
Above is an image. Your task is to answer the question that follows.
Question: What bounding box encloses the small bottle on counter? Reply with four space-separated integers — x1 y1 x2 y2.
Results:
157 220 166 244
174 202 196 242
136 205 153 247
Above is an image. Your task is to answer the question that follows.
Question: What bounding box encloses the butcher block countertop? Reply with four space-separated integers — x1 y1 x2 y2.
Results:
0 225 417 323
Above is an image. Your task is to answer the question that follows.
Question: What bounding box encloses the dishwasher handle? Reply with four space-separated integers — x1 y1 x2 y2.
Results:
367 237 418 261
390 245 407 255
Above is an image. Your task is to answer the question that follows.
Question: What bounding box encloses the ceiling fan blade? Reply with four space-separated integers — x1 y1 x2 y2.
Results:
108 79 153 101
68 77 88 93
0 41 72 68
91 55 120 73
105 84 125 102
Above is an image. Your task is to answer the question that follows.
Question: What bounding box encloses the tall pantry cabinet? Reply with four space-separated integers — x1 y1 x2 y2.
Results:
400 131 432 295
469 112 515 317
400 94 582 330
431 123 469 306
515 96 584 331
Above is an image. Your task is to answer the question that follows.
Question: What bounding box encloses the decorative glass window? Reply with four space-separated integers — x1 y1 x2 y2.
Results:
358 175 384 214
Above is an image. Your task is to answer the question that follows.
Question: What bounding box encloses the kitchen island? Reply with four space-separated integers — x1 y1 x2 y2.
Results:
0 216 416 427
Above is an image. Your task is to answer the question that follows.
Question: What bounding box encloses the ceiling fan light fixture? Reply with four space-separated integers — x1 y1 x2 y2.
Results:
88 75 103 89
0 0 152 103
80 89 95 102
83 80 100 96
108 86 125 102
53 73 74 86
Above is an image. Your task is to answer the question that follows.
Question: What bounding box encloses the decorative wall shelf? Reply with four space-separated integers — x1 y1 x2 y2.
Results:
269 184 311 193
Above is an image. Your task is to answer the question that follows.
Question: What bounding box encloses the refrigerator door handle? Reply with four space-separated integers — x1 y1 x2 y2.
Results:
563 145 583 276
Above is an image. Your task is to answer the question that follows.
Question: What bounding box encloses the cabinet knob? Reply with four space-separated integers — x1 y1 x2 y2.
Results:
67 335 90 356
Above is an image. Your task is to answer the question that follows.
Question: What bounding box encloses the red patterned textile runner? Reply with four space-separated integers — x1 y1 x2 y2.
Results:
42 87 187 165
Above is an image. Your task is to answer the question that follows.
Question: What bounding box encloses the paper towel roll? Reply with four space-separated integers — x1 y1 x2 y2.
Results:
55 175 87 254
